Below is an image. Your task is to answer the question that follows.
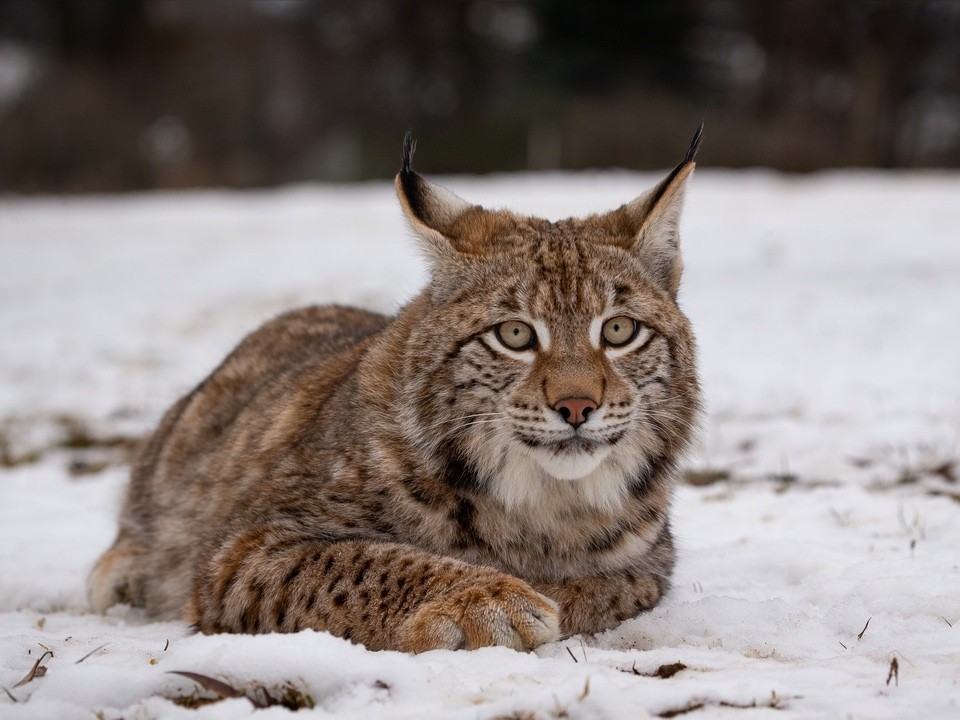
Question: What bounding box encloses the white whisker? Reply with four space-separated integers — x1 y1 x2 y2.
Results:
424 411 508 431
448 417 511 434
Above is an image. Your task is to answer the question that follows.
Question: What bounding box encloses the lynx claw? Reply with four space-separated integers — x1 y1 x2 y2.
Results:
399 577 560 652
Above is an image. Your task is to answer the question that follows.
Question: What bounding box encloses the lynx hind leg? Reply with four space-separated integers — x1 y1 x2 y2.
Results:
87 531 147 613
398 575 561 653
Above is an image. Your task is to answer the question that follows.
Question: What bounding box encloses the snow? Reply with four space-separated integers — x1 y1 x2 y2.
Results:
1 171 959 719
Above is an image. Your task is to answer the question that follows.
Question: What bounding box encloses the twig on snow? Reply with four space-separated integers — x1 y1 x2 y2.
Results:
625 661 687 678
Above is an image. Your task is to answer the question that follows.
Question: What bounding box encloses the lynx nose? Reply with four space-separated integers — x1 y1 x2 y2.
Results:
553 397 598 429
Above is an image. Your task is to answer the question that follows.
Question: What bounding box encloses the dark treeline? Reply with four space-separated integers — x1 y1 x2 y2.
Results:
0 0 958 192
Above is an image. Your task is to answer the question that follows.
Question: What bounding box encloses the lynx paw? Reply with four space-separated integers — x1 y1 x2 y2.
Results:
398 576 560 652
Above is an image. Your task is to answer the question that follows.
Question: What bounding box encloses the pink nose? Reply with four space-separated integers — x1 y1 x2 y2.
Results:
553 397 598 429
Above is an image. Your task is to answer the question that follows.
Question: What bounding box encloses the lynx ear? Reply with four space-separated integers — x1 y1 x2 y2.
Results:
612 123 702 296
395 133 474 262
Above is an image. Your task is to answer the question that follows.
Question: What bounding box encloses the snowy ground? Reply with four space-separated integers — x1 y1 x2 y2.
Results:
1 171 959 719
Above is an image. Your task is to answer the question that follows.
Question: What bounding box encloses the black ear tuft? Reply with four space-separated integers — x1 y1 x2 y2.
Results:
398 132 425 218
639 124 703 218
401 131 417 175
684 122 704 164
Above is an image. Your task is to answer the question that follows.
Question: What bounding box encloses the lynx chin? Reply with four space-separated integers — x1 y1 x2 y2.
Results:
89 127 703 652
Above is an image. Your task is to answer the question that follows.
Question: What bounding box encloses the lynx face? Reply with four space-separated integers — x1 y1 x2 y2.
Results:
397 138 700 511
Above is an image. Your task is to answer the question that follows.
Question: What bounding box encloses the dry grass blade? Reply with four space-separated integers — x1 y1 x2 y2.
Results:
577 677 590 701
858 617 872 640
886 657 899 687
167 671 243 699
2 686 18 703
13 650 53 688
565 646 578 663
75 643 109 664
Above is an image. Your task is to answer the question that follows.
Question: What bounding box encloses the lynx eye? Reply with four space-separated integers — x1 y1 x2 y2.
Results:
496 320 536 350
601 316 638 347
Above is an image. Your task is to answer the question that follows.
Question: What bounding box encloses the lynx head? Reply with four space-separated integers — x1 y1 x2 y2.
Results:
395 129 702 512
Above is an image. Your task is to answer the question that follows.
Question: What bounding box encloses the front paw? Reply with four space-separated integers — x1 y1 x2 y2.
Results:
398 575 560 652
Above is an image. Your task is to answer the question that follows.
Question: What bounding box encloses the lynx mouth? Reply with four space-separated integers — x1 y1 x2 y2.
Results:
514 433 605 454
544 437 603 455
522 437 614 481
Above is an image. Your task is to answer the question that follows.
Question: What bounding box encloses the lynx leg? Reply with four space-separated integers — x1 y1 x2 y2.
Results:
533 571 664 637
530 522 675 636
87 529 148 613
188 527 560 652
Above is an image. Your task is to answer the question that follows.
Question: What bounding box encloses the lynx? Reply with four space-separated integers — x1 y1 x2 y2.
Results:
88 128 702 652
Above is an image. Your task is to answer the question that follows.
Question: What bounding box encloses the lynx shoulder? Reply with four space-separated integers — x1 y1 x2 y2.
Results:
88 128 703 651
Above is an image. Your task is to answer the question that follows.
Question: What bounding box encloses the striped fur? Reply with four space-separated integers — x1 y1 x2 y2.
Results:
88 131 702 651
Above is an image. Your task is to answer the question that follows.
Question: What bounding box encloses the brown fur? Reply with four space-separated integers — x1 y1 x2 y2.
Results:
88 131 702 651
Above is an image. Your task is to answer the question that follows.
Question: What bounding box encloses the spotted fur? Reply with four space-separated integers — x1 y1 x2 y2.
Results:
88 129 703 651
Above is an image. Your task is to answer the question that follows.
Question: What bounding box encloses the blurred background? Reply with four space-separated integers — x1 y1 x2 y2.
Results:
0 0 958 193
